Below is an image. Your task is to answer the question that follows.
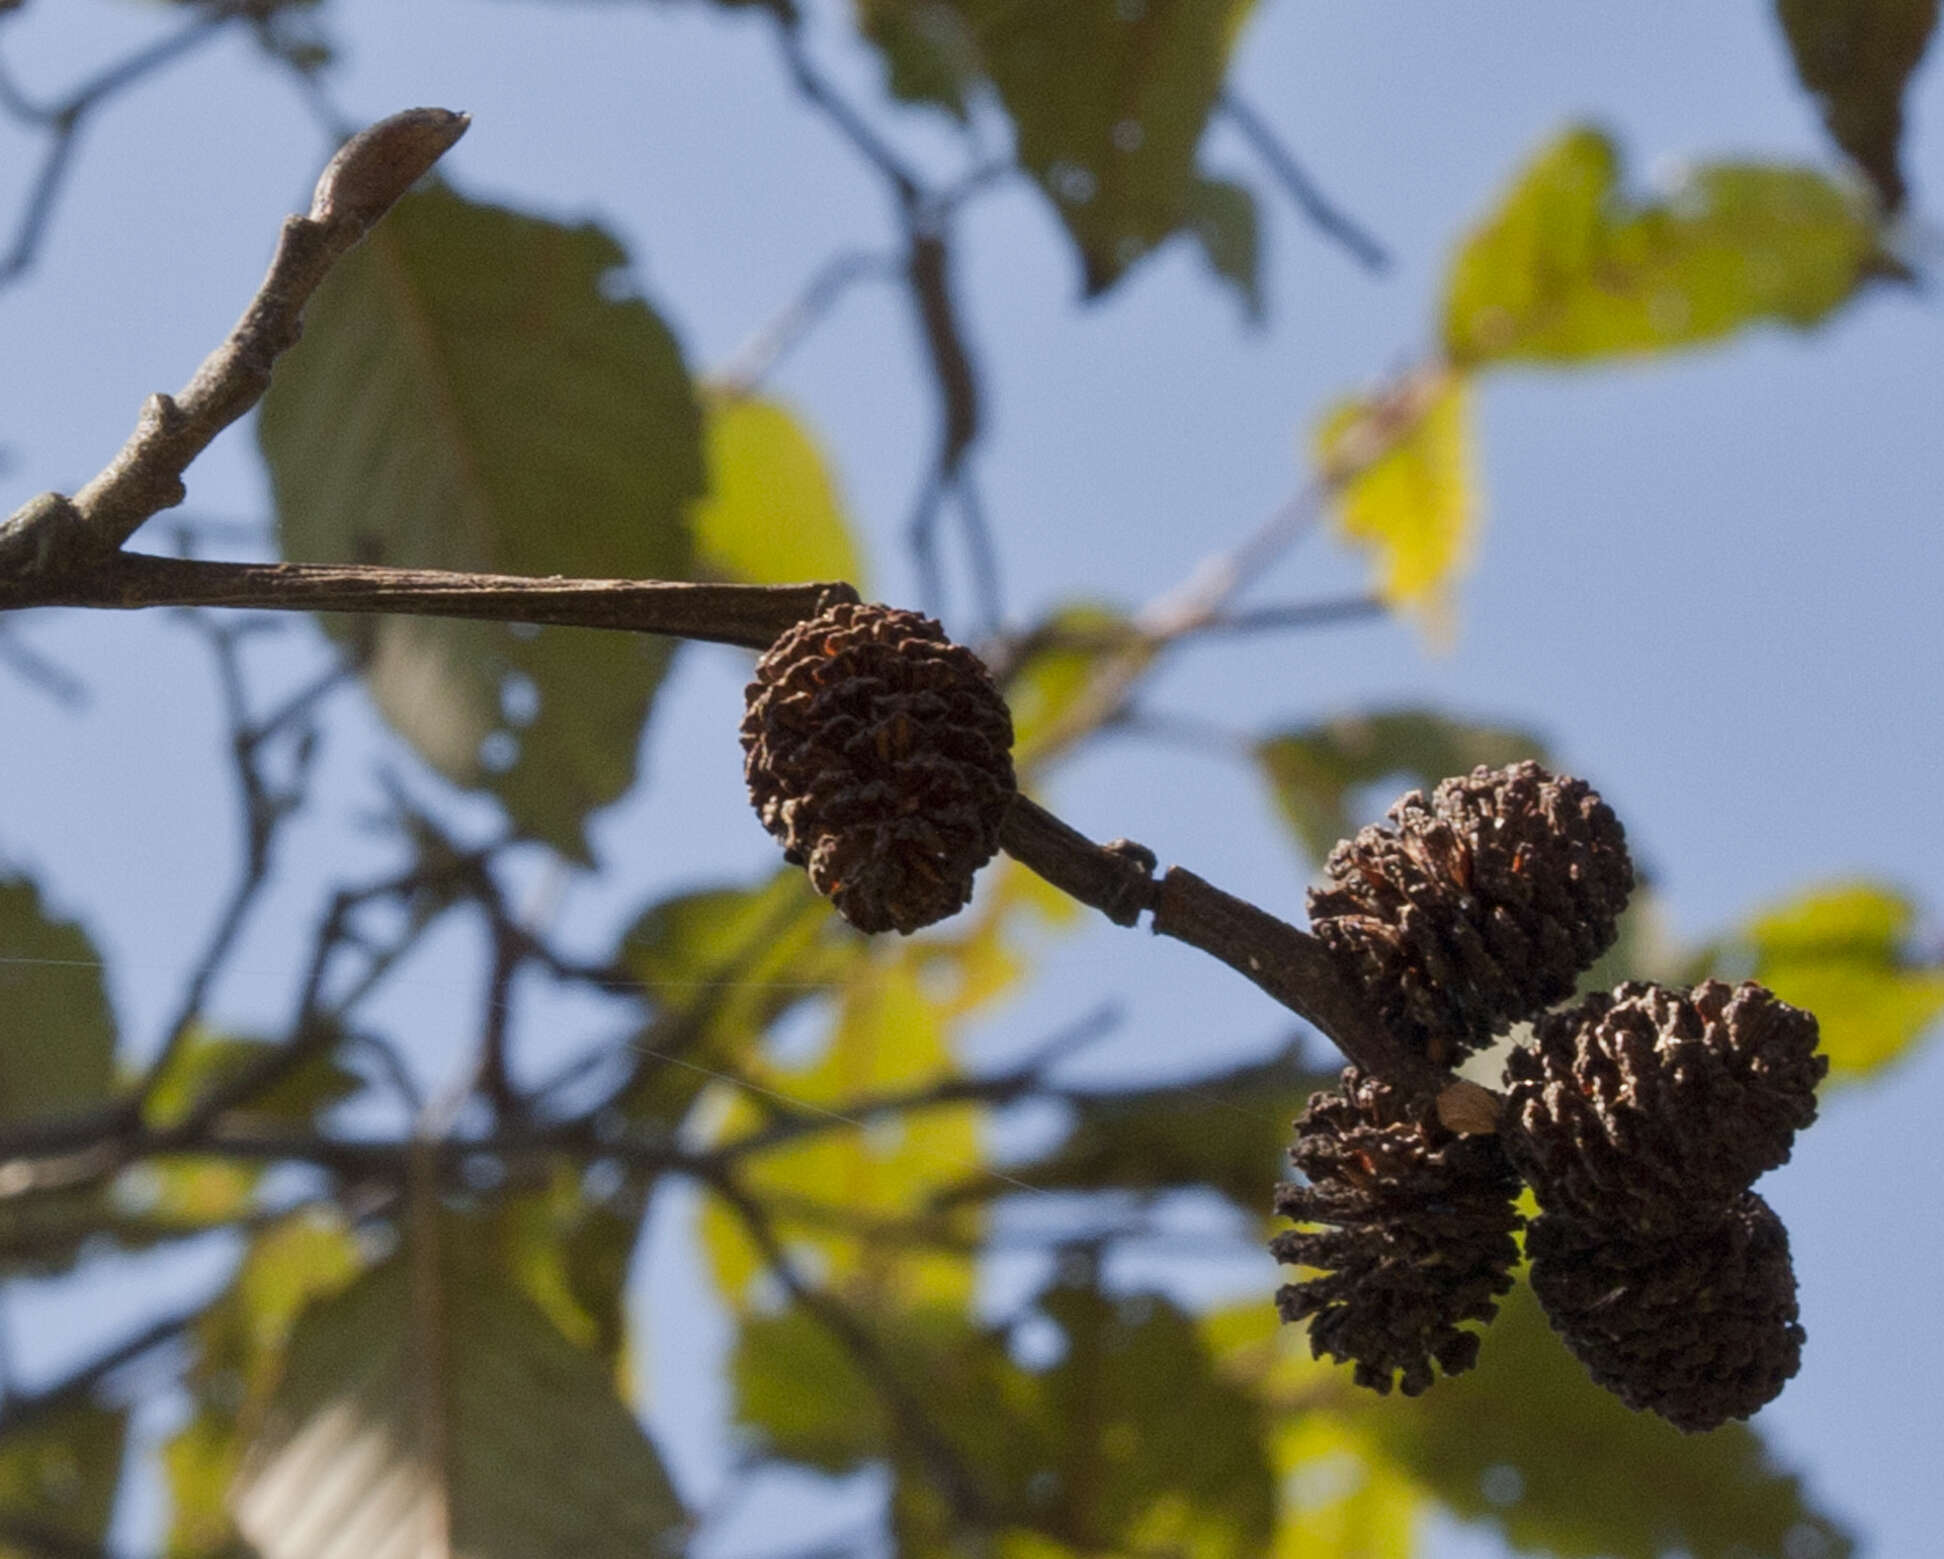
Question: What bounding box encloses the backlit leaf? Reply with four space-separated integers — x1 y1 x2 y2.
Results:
1731 882 1944 1081
1000 602 1147 775
261 184 704 861
1776 0 1939 211
1443 126 1877 366
1256 709 1549 865
1314 370 1476 630
233 1214 686 1559
692 393 866 591
0 875 114 1123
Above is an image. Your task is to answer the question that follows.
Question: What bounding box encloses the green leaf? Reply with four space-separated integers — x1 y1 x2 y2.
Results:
1313 369 1476 630
0 1403 127 1559
946 1045 1331 1217
1256 709 1549 865
854 0 982 117
1442 126 1878 366
1187 176 1264 323
691 393 867 590
1776 0 1939 211
232 1215 686 1559
490 1167 643 1373
260 184 705 861
942 0 1261 296
1371 1283 1854 1559
1727 882 1944 1082
0 875 115 1123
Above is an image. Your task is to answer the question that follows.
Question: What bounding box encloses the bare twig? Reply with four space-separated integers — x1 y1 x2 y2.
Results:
0 108 470 574
1217 89 1389 273
0 6 242 286
712 248 899 398
0 552 859 650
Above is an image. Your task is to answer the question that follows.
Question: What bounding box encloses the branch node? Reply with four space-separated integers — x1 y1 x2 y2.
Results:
0 491 105 578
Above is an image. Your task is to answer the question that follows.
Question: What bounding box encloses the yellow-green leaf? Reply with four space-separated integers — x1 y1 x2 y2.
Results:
1733 882 1944 1081
1314 371 1476 630
1443 126 1877 366
692 393 867 591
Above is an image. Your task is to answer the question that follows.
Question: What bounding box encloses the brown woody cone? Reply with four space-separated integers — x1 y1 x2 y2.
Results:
1504 980 1825 1234
742 602 1015 934
1270 1068 1523 1396
1307 762 1633 1064
1525 1193 1805 1433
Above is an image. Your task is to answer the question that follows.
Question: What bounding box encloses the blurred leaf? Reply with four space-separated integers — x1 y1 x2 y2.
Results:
1776 0 1939 211
1372 1284 1854 1559
702 952 983 1312
165 1213 364 1558
941 0 1260 295
1266 1413 1420 1558
1256 709 1549 865
1729 881 1944 1081
1443 126 1877 366
948 1045 1331 1217
490 1166 643 1374
1187 176 1265 323
232 1215 686 1559
142 1024 361 1131
855 0 982 116
692 393 867 591
735 1282 1273 1556
0 1403 126 1559
261 184 704 861
1314 370 1476 630
0 875 114 1122
1003 602 1146 773
612 867 858 1124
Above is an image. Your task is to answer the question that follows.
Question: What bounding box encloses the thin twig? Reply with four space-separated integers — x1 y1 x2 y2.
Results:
1218 89 1389 273
0 108 471 573
0 7 242 285
712 248 899 398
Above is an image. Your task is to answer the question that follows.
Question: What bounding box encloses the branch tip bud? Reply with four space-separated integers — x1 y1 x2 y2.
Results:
310 108 471 233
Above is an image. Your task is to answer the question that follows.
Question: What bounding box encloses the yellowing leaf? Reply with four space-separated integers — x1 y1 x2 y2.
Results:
1269 1416 1420 1559
1442 126 1878 366
692 394 867 591
1314 370 1476 631
1738 882 1944 1081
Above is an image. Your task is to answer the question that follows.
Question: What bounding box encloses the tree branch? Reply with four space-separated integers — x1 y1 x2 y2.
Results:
1217 89 1389 273
0 107 470 574
0 551 859 649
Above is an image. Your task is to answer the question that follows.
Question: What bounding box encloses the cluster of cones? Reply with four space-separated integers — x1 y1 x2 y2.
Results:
1280 762 1824 1431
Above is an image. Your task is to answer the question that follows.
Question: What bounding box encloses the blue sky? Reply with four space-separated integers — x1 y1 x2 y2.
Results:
3 1 1941 1553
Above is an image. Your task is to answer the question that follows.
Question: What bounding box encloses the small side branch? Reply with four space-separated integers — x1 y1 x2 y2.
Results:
0 108 470 575
1218 90 1389 273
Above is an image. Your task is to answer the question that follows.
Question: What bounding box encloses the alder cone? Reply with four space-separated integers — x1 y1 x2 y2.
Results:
1307 761 1633 1063
1270 1068 1523 1396
1526 1193 1804 1433
742 602 1016 935
1504 980 1825 1234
